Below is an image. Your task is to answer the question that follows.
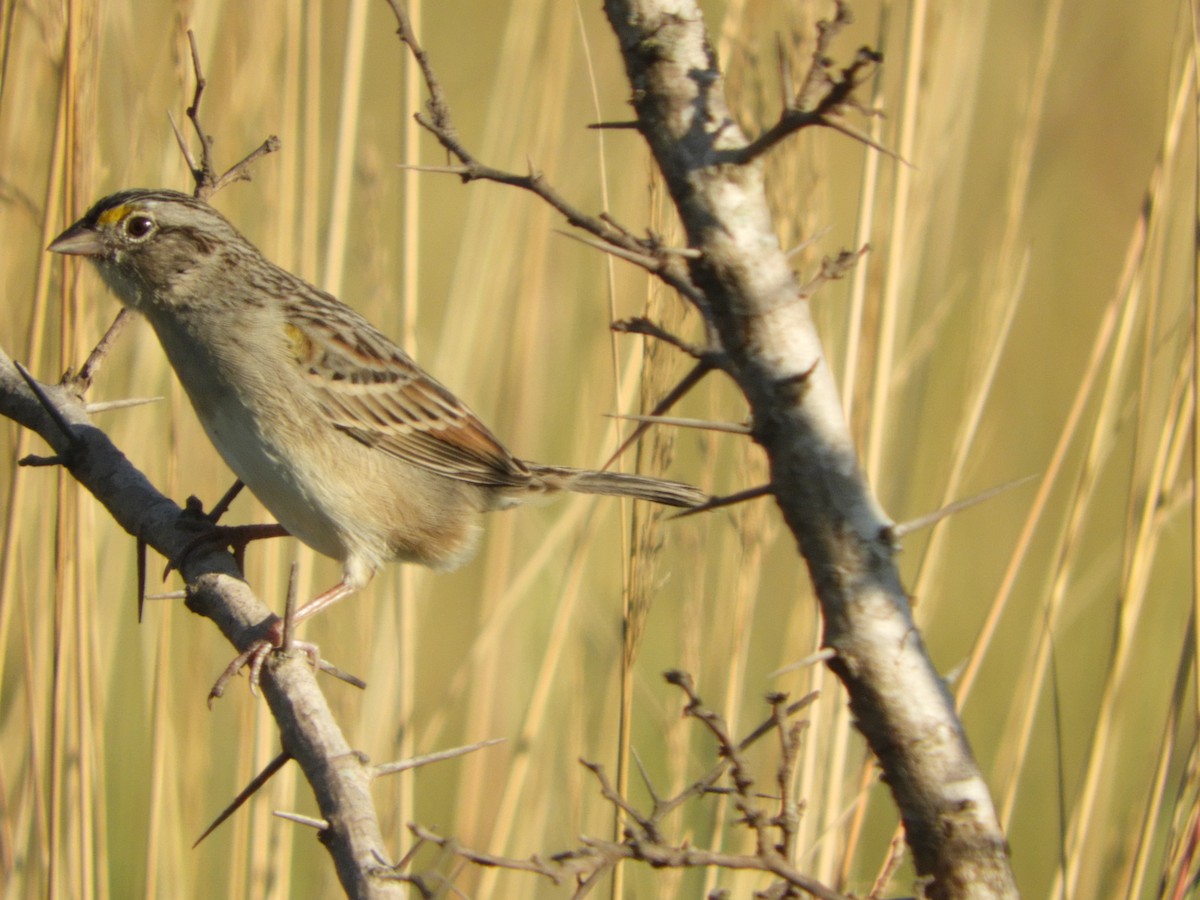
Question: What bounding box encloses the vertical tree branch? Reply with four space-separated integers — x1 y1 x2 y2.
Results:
600 2 1016 895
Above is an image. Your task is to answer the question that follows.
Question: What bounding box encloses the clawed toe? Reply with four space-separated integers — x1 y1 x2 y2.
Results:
207 635 322 707
166 522 290 580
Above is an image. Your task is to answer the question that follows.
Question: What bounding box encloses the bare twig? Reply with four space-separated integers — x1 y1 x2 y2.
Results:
74 308 135 390
726 4 890 166
402 680 835 897
383 0 707 308
178 29 280 200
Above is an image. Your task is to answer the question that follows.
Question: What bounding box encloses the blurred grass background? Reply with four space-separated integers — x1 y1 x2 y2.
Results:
0 0 1193 897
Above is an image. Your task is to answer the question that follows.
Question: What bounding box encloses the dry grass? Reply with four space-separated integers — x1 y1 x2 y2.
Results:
0 0 1193 897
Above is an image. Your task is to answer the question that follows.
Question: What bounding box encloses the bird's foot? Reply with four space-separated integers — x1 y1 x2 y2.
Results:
167 521 290 580
207 617 366 706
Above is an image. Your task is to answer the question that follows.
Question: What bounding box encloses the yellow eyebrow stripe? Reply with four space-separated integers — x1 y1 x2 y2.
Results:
96 204 131 227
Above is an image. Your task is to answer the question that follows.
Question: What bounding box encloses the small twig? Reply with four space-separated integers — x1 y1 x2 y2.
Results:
75 308 135 390
610 317 711 360
725 5 889 167
798 245 870 298
18 454 70 468
867 835 908 900
209 135 283 196
404 824 574 884
179 29 281 199
194 750 291 847
183 30 218 194
770 693 806 861
581 760 663 843
385 0 707 308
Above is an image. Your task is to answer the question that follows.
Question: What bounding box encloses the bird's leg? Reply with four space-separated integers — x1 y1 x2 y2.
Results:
207 577 363 704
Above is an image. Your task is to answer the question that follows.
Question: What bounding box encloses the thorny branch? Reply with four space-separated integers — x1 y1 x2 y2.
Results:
391 675 838 899
386 0 1016 895
729 1 889 166
13 33 406 899
171 29 282 200
384 0 708 310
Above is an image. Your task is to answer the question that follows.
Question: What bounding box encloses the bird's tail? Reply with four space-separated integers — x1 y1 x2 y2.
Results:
526 464 706 509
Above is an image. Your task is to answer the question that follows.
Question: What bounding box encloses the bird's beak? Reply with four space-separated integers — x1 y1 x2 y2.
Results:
48 221 102 257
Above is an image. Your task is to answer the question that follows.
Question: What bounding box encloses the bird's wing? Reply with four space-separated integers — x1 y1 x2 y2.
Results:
282 297 533 488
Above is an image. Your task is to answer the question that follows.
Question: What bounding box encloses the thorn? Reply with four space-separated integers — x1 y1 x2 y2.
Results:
167 110 199 179
374 737 506 778
395 162 471 176
553 229 659 269
604 413 750 435
602 361 715 471
14 361 77 447
890 474 1038 539
821 116 914 168
193 751 291 847
777 33 797 112
274 810 328 830
84 397 162 414
137 538 147 623
784 225 832 258
599 212 638 239
670 484 773 519
208 479 246 523
586 120 640 130
769 647 837 678
630 748 662 805
281 562 299 651
316 659 368 691
658 245 703 259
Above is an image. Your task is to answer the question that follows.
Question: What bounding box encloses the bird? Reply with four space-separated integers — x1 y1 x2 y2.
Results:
49 188 704 685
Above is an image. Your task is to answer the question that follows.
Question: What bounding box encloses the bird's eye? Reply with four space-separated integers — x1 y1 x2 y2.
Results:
123 214 155 240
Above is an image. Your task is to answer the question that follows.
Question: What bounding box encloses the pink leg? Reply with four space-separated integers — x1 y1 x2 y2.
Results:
207 577 362 704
